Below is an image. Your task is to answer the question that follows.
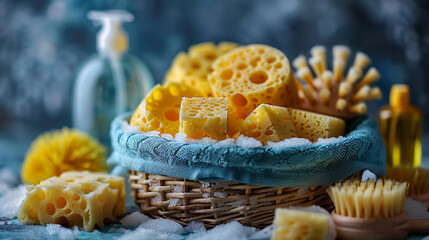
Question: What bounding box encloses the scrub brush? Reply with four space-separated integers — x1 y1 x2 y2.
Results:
293 45 382 119
385 167 429 207
327 179 429 240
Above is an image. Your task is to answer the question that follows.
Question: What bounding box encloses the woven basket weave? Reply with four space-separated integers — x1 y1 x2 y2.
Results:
129 170 362 229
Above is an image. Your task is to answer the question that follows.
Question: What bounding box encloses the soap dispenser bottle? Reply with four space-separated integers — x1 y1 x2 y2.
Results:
72 10 154 148
378 84 422 167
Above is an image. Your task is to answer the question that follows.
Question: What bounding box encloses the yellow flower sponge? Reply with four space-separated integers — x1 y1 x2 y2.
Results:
21 128 107 185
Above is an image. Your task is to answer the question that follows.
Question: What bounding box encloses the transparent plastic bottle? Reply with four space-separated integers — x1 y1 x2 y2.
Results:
72 10 154 149
378 84 422 167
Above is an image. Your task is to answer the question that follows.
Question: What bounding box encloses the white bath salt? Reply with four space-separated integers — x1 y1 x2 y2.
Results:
173 185 183 193
214 192 227 198
6 221 11 225
225 199 245 207
200 137 217 145
215 138 236 146
202 193 211 198
0 185 26 218
168 198 183 207
187 221 257 240
120 211 151 227
361 169 377 182
267 138 312 148
216 202 225 208
404 197 429 220
200 182 211 188
250 198 258 206
108 227 129 233
185 221 206 233
235 135 263 148
0 221 4 225
174 133 188 143
142 131 161 137
315 136 345 144
212 182 229 189
121 121 141 133
46 224 80 240
249 224 274 240
161 133 174 140
118 227 183 240
140 219 184 235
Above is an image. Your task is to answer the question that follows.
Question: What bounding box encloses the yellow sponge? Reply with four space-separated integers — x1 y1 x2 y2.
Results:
272 208 330 240
288 108 345 142
179 97 228 140
130 83 203 134
18 171 125 232
208 44 299 136
239 104 297 144
164 42 238 97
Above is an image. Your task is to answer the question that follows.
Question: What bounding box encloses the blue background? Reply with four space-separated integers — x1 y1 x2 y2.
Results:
0 0 428 174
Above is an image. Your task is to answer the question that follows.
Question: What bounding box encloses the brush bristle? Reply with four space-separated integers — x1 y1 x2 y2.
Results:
385 167 429 196
327 179 408 219
293 45 382 119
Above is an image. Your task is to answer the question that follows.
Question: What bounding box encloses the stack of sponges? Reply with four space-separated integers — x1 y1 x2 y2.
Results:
131 43 348 144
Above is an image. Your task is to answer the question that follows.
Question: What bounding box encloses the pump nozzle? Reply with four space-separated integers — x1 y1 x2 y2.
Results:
88 10 134 56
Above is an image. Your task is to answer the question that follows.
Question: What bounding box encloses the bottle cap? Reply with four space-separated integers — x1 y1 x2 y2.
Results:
88 10 134 56
390 84 410 107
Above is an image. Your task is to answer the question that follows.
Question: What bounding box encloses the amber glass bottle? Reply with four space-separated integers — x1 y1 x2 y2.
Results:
379 84 422 167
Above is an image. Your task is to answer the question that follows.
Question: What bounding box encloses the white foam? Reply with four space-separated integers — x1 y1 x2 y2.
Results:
46 224 80 240
160 133 174 140
249 224 274 239
235 135 263 148
185 221 206 233
142 131 161 137
267 138 311 148
120 211 151 227
121 121 141 133
215 138 236 146
0 185 27 218
118 228 183 240
140 219 184 235
187 221 257 240
0 221 4 225
174 133 188 143
315 136 345 144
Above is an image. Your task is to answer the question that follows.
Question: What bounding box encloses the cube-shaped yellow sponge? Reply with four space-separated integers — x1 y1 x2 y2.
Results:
288 108 345 142
179 97 228 140
239 104 297 144
18 171 125 232
272 208 330 240
130 83 203 135
164 42 238 97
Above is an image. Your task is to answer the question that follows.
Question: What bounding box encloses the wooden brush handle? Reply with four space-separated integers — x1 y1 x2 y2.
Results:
406 219 429 234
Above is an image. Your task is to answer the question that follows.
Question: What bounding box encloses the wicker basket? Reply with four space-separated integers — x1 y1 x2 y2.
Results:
129 170 362 229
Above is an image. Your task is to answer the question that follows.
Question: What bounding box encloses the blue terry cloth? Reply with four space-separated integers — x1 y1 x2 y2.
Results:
108 113 386 187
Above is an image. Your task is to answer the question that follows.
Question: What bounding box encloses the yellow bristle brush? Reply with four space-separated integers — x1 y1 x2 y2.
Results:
327 179 429 240
385 167 429 207
293 45 382 119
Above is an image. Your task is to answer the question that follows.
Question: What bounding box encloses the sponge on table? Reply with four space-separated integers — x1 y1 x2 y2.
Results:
17 171 125 232
130 82 203 135
272 208 330 240
288 108 345 142
179 97 228 140
239 104 297 144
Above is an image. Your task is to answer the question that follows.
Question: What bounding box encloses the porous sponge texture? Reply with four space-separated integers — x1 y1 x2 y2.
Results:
288 108 345 142
130 83 203 134
272 208 330 240
208 44 299 136
180 97 228 140
239 104 298 144
17 171 125 232
164 42 239 97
